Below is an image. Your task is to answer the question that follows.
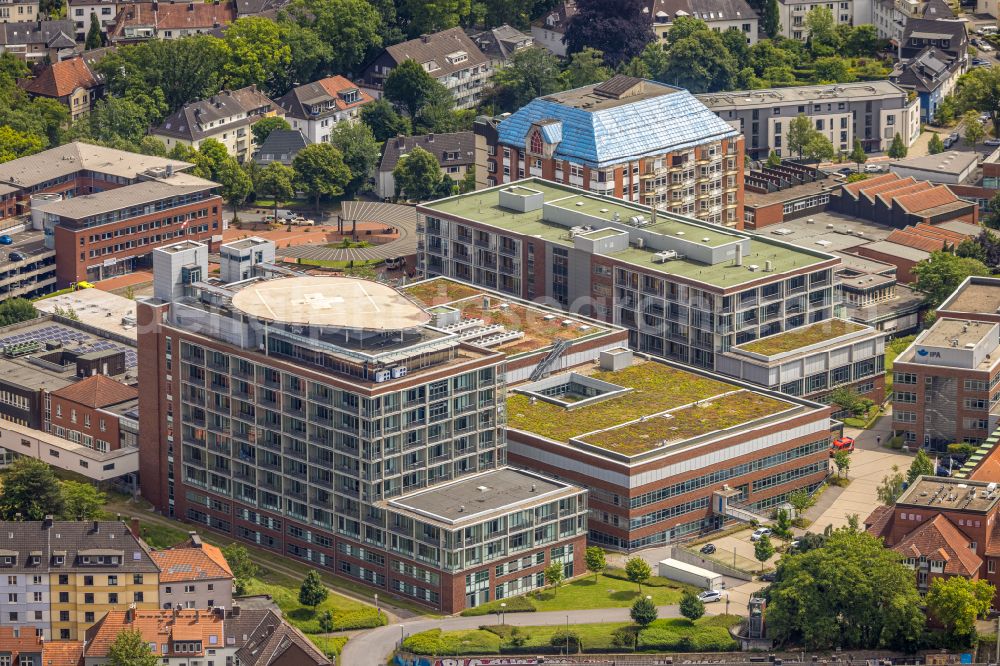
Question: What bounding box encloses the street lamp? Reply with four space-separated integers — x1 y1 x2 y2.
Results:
500 602 506 625
399 624 405 649
725 592 730 616
374 593 380 620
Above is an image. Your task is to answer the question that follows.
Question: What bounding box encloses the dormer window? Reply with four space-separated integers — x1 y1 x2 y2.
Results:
446 51 468 65
422 60 440 72
340 88 359 104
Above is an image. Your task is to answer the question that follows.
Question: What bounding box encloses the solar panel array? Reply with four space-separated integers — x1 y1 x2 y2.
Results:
0 324 137 368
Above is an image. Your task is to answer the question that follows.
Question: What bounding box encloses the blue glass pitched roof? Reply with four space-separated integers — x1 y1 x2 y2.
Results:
539 121 562 144
497 83 739 168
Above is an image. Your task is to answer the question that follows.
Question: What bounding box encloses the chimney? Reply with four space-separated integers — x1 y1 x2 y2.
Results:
187 2 194 9
130 518 140 539
421 34 430 42
126 603 136 624
188 531 203 548
396 135 405 149
231 604 241 617
735 244 743 266
42 515 53 529
152 0 157 11
92 520 99 533
427 133 435 142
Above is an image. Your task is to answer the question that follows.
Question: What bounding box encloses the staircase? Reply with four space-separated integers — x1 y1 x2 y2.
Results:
529 339 573 381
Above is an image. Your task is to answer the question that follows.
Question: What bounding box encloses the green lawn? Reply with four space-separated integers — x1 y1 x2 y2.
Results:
244 578 373 634
404 615 742 655
295 258 382 269
531 574 686 611
309 636 348 663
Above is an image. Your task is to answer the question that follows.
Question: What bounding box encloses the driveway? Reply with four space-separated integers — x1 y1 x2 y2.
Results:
804 416 912 532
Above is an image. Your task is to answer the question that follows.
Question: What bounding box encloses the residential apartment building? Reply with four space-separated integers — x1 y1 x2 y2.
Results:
85 607 331 665
892 318 1000 450
137 245 591 612
530 0 575 57
900 18 968 60
67 0 116 39
0 143 223 286
150 533 233 610
378 132 475 200
476 75 745 226
467 24 533 66
506 348 833 550
890 47 965 122
48 375 139 456
359 27 492 110
0 519 159 640
418 179 840 372
716 317 886 412
0 627 82 665
20 57 104 121
108 1 235 42
867 476 1000 604
872 0 953 48
648 0 759 45
777 0 870 40
0 0 38 23
0 20 75 62
151 86 283 161
275 76 374 145
697 81 921 160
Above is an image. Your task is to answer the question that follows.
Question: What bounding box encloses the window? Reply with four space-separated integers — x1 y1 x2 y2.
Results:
529 130 542 154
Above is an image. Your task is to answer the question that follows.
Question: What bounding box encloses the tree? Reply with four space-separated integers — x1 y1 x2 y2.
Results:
139 136 168 157
564 0 654 68
679 590 705 621
108 629 158 666
831 386 867 417
913 251 991 307
926 577 995 647
60 480 106 520
845 25 882 56
318 610 334 633
298 570 328 608
0 457 63 521
293 143 351 212
773 508 793 542
631 595 658 626
906 449 935 484
659 21 737 93
766 528 923 650
624 557 651 593
360 98 410 142
543 560 564 594
486 46 562 112
257 162 296 221
221 543 258 595
803 133 835 161
788 489 814 516
788 114 815 158
956 66 1000 134
217 158 253 222
584 546 606 581
329 121 380 198
877 464 906 505
283 0 381 75
887 133 907 158
762 0 781 38
766 150 781 167
278 20 333 92
754 534 774 572
957 237 987 263
812 56 854 84
0 298 37 327
849 137 867 171
223 17 292 96
965 109 986 147
561 47 611 89
400 0 469 35
393 146 442 201
384 59 448 120
251 116 291 147
85 12 102 50
928 132 945 155
0 126 45 163
805 6 838 53
833 450 851 479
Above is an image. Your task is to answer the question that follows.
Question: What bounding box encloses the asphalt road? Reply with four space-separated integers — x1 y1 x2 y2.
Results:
339 603 690 666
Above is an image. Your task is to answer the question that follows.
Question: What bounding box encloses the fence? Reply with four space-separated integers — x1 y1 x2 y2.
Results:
670 545 754 581
395 651 980 666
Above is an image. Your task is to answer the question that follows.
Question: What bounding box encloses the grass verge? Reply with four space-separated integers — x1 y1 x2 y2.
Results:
244 579 384 633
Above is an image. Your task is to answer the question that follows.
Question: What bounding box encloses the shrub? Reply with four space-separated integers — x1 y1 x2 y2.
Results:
612 625 639 649
550 629 581 653
459 595 536 616
403 629 443 655
331 608 386 630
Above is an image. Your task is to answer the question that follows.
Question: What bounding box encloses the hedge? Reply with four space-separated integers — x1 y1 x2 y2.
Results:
403 628 501 655
331 608 386 631
459 595 536 616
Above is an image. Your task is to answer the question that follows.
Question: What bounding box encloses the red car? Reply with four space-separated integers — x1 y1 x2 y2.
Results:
831 437 855 455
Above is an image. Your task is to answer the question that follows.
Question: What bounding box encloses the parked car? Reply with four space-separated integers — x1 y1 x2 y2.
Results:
982 113 993 123
789 539 801 552
759 572 777 582
981 42 996 52
831 436 855 454
750 527 772 542
986 138 1000 146
700 543 716 555
837 167 855 175
0 235 12 245
697 590 723 603
944 132 960 148
8 251 24 262
290 217 316 226
974 58 992 67
864 163 882 173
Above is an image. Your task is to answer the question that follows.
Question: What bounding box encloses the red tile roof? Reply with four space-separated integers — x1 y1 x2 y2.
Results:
876 181 933 205
42 641 84 666
86 610 223 658
895 185 959 214
859 176 917 202
865 505 894 539
50 374 138 409
843 172 899 197
20 57 99 98
0 627 82 665
893 514 983 576
885 229 946 252
151 539 233 583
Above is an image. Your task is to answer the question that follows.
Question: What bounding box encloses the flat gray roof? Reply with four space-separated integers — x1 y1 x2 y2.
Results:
0 142 191 189
36 180 213 220
755 211 893 253
889 150 978 176
387 468 576 526
858 239 931 262
696 81 908 110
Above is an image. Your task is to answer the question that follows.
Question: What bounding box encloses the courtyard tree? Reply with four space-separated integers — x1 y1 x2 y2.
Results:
754 533 774 572
544 561 564 594
585 546 606 581
906 450 935 484
876 464 906 505
926 576 995 647
298 570 328 608
679 590 705 621
292 143 351 213
631 595 659 626
108 629 158 666
625 557 652 594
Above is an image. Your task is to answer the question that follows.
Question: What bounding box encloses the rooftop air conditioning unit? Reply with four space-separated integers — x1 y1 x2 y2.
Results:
374 369 391 382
